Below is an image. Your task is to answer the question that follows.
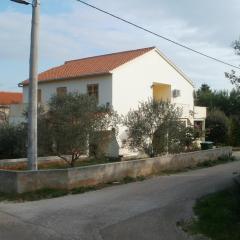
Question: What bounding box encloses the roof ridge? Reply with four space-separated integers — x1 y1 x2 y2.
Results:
0 91 22 94
64 46 155 64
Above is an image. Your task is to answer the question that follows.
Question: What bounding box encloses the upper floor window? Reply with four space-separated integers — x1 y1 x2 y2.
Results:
57 87 67 97
87 84 99 102
38 89 42 103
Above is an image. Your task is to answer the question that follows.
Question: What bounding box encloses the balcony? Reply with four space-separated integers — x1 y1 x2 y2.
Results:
194 106 207 120
174 104 207 122
174 103 191 119
152 83 171 102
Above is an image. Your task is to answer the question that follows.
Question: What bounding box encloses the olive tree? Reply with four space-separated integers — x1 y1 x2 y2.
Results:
124 99 194 156
45 93 118 167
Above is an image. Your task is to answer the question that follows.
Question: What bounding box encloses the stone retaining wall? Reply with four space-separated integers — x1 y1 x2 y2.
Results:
0 147 232 194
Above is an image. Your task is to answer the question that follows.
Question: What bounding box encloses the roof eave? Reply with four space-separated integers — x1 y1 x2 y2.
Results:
154 48 195 87
21 72 112 87
110 47 156 73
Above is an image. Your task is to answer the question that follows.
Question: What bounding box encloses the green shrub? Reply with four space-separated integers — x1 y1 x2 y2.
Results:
229 115 240 146
124 99 195 156
0 124 27 159
206 110 229 145
42 93 119 167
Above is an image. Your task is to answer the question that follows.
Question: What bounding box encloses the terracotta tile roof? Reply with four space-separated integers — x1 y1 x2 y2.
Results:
0 92 23 105
21 47 155 86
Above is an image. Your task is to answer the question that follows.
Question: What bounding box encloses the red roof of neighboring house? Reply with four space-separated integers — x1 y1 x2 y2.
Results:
21 47 155 86
0 92 23 105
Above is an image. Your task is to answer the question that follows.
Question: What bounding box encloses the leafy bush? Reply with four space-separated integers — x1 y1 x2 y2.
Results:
0 94 119 163
205 110 229 145
229 115 240 147
0 124 27 159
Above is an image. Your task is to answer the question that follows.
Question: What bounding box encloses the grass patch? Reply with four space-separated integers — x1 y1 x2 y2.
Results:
185 185 240 240
0 188 69 202
0 175 146 203
196 156 236 168
0 157 113 171
161 156 237 176
39 157 111 169
0 155 236 172
122 176 146 184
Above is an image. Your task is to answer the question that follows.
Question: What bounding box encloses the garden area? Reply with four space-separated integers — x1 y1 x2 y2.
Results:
0 88 238 198
0 92 235 195
0 93 202 170
0 86 239 172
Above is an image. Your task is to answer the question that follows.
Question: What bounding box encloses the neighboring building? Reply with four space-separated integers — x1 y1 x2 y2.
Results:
15 47 206 152
0 92 22 124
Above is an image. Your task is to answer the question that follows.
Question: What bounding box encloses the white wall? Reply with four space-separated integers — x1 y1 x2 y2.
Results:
9 104 27 125
194 106 207 120
112 49 194 115
22 49 194 115
23 75 112 106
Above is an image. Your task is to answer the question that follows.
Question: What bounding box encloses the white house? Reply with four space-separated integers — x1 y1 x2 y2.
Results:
12 47 206 153
0 92 23 124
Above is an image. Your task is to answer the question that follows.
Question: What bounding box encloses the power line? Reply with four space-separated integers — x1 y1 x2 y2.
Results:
76 0 240 70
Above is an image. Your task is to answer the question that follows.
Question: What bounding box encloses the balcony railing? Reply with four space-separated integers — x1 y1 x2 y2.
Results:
194 106 207 119
174 104 207 120
175 103 191 118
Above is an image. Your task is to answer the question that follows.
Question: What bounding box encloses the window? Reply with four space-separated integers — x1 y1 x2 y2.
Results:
87 84 99 101
172 89 181 98
57 87 67 96
38 89 42 103
0 111 7 123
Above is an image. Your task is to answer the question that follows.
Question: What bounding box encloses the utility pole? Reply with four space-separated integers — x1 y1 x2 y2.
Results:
10 0 40 170
28 0 40 170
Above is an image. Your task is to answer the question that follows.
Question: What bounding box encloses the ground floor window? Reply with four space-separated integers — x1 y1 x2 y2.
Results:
87 84 99 102
57 87 67 96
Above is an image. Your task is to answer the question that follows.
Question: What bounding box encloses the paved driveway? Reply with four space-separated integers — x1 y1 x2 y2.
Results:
0 160 239 240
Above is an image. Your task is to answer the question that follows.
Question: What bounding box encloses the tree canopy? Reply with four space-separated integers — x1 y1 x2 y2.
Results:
41 93 118 166
195 38 240 146
225 39 240 90
124 99 196 157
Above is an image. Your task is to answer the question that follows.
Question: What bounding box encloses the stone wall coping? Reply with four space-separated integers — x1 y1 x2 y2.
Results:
0 146 232 174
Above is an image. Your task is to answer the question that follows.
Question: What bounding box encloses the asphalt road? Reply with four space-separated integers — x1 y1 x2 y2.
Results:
0 160 239 240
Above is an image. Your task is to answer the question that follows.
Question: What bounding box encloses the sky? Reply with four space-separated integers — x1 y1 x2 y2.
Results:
1 0 240 92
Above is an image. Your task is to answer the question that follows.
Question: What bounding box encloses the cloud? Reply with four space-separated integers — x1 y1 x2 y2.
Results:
0 0 240 91
0 11 30 60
